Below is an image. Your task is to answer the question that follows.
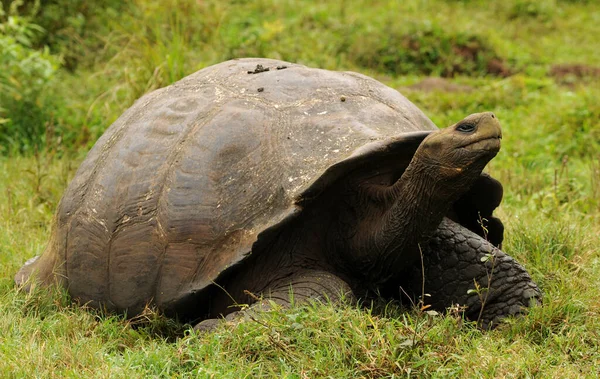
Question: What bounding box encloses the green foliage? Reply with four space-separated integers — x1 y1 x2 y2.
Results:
352 23 509 77
507 0 557 20
2 0 123 68
0 1 61 154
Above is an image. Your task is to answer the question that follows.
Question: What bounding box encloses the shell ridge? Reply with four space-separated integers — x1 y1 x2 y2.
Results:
64 100 148 294
153 98 227 303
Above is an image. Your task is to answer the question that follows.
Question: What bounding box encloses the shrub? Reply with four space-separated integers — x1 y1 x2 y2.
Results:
1 0 123 70
351 23 510 77
0 1 61 154
507 0 556 21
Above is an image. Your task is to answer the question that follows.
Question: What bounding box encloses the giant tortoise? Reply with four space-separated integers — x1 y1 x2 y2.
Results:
16 58 541 329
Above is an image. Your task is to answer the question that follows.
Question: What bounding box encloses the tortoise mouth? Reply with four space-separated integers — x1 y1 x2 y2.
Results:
459 135 501 151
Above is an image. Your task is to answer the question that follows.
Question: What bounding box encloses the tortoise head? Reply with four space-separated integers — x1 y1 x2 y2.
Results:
328 112 503 284
415 112 502 181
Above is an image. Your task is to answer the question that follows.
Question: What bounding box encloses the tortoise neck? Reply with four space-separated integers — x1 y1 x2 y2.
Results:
344 156 478 286
389 157 453 235
378 159 453 268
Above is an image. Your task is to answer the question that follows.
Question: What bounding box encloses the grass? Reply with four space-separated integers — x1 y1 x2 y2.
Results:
1 0 600 377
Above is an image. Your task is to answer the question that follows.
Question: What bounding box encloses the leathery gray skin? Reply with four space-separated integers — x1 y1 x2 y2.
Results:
387 218 542 329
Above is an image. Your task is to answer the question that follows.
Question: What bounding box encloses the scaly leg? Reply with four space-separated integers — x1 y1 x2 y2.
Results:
393 218 541 329
194 270 354 331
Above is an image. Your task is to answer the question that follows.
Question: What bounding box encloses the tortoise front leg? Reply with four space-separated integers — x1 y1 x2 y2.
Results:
261 270 356 305
392 218 541 329
194 270 355 332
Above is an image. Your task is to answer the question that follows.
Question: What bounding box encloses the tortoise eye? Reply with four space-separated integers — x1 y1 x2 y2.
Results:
456 123 476 133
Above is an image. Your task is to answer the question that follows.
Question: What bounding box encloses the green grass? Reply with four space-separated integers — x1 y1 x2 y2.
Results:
1 0 600 377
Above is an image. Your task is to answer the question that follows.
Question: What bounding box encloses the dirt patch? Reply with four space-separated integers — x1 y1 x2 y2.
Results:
550 64 600 78
407 77 474 93
452 44 512 78
550 64 600 86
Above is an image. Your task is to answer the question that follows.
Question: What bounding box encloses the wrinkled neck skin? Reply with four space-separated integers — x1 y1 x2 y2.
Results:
334 155 486 289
